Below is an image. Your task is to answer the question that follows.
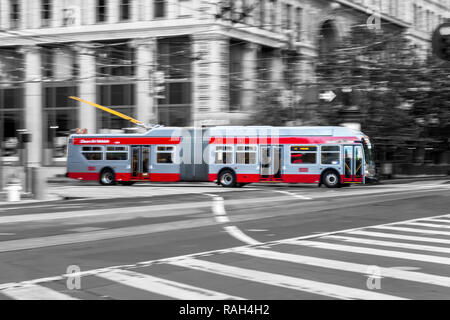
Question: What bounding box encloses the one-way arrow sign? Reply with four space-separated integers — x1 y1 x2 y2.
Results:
319 90 336 102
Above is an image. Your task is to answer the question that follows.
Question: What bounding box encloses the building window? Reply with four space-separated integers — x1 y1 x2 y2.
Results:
157 37 192 126
97 0 108 23
120 0 131 21
41 0 52 27
156 146 175 163
97 42 135 77
10 0 20 29
106 146 128 160
259 0 265 27
215 146 234 164
236 146 257 164
290 146 317 164
0 88 24 158
154 0 166 18
97 84 136 130
81 146 103 161
229 42 244 111
43 86 79 158
321 146 340 165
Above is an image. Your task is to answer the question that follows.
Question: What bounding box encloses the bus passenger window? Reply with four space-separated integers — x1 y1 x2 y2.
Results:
321 146 340 165
106 146 128 161
290 146 317 164
81 146 103 161
157 146 174 163
215 146 233 164
236 146 257 164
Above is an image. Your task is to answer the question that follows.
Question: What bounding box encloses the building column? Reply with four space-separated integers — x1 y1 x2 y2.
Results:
241 42 258 112
23 46 43 166
134 38 157 126
109 0 120 23
82 0 96 25
270 49 284 89
77 45 97 134
0 0 10 30
191 34 230 125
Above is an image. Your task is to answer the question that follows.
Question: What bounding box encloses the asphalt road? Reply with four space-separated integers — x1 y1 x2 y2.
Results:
0 180 450 300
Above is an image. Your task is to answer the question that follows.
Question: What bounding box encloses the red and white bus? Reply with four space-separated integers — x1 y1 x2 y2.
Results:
67 126 376 188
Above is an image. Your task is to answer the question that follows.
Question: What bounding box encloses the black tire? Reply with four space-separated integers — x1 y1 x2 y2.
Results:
99 169 116 186
322 170 341 188
218 170 237 188
119 181 136 186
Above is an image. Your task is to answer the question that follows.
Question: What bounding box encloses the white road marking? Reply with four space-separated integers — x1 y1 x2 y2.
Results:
289 240 450 265
223 226 262 245
207 194 261 245
167 257 407 300
323 235 450 254
426 219 450 224
274 190 312 200
2 284 78 300
403 222 450 229
97 269 243 300
348 230 450 245
374 226 450 236
234 247 450 288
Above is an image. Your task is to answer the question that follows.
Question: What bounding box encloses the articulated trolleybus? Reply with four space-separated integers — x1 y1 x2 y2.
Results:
67 125 376 188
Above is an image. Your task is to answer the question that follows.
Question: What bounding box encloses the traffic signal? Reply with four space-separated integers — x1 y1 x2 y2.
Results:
432 23 450 61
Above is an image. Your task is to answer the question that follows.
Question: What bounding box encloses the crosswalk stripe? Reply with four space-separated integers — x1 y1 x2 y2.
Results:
2 284 78 300
374 226 450 236
404 222 450 229
167 257 407 300
289 240 450 265
234 247 450 288
97 269 243 300
348 230 450 245
323 235 450 254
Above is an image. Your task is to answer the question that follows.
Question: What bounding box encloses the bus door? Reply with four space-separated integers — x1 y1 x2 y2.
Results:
343 145 364 183
131 146 151 180
260 146 282 181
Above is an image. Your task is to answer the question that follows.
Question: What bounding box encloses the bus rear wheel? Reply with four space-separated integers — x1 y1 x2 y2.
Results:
322 170 341 188
100 169 116 186
218 170 237 188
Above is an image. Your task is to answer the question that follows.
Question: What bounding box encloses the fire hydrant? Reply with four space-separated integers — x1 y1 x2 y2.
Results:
5 177 22 202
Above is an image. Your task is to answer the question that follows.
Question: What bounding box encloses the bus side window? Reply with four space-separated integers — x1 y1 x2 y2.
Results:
321 146 340 165
215 145 233 164
106 146 129 161
81 146 103 161
290 146 317 164
236 146 257 164
157 146 175 164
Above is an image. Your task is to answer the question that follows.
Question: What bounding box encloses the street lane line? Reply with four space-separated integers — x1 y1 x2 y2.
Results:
348 231 450 245
167 257 406 300
274 190 312 200
288 240 450 265
234 247 450 288
207 194 261 245
403 222 450 229
2 284 78 300
426 219 450 224
223 226 262 245
97 269 243 300
374 226 450 236
323 235 450 254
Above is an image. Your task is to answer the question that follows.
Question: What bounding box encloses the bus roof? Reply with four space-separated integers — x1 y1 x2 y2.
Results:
70 126 365 139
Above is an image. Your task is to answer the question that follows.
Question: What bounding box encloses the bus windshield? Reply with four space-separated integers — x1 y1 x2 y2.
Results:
363 139 374 165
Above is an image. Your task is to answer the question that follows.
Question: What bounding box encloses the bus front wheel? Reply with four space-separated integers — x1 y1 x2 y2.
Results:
322 170 341 188
218 170 237 188
100 169 116 186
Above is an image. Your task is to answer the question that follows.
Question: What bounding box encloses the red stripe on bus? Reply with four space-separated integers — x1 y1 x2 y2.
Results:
150 173 180 182
73 137 181 145
283 174 321 183
209 137 359 144
68 172 100 180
